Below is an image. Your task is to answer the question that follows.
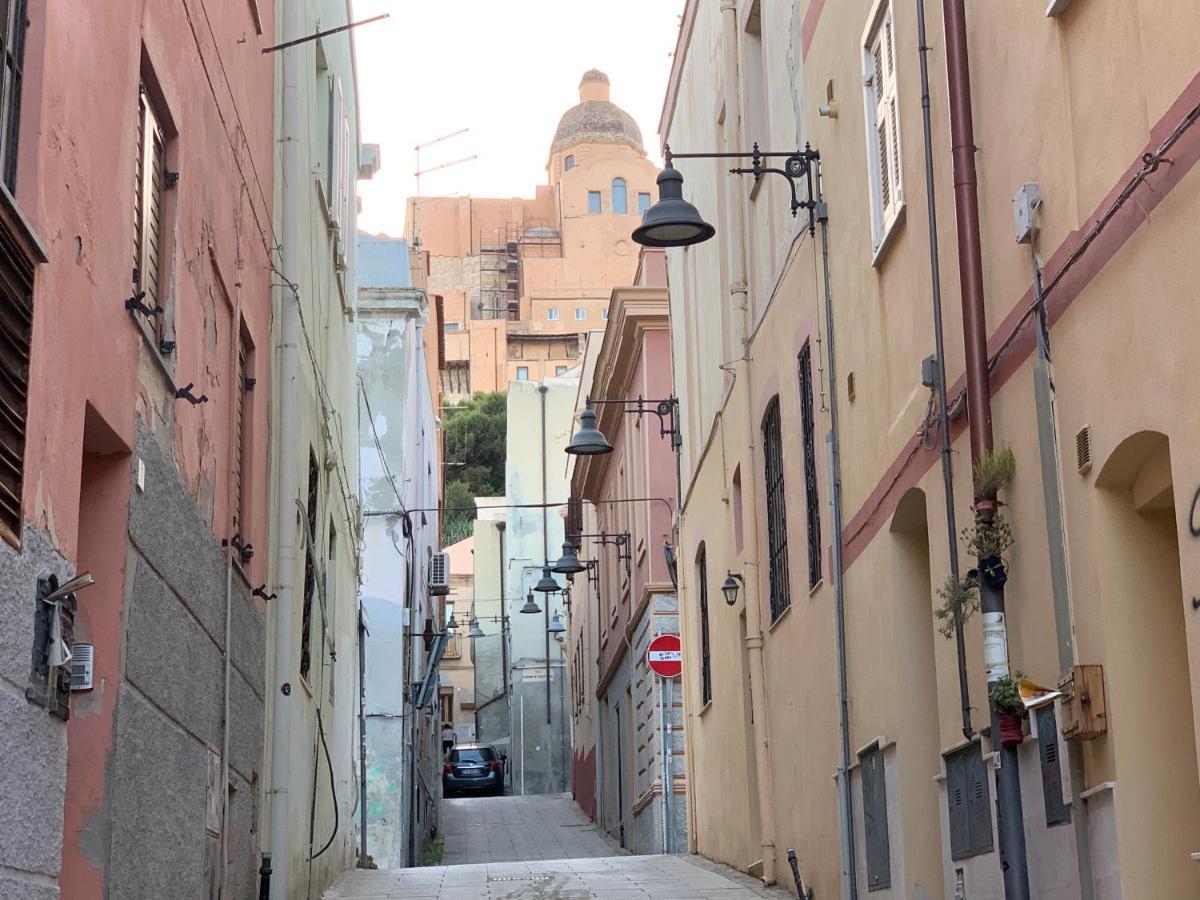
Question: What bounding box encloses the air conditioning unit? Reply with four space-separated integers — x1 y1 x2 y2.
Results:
429 552 450 595
70 643 94 691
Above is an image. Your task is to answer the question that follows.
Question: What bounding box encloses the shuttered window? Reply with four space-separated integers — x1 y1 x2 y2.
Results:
863 2 903 249
0 0 28 192
134 84 167 340
697 544 712 706
0 196 36 547
300 451 319 682
761 397 791 621
946 742 993 860
1037 705 1071 826
798 344 821 588
860 744 891 890
232 329 250 535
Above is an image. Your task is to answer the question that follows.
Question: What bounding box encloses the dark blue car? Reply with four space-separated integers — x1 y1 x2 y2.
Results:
443 743 505 797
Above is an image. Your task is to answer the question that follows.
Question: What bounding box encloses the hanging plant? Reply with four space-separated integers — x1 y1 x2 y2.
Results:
933 573 980 640
963 513 1015 587
973 447 1016 499
990 673 1025 716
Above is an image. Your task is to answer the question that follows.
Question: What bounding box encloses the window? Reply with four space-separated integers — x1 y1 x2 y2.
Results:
611 177 627 214
860 744 892 890
587 191 601 214
863 2 903 249
601 308 608 321
440 693 453 726
564 154 575 170
0 212 36 547
516 366 529 381
445 321 461 332
326 521 337 702
574 308 586 321
555 366 568 376
0 0 28 191
946 743 993 860
134 82 169 344
449 746 495 764
232 326 253 536
761 398 791 620
697 544 712 706
798 344 821 588
637 192 651 216
547 308 560 321
300 452 319 682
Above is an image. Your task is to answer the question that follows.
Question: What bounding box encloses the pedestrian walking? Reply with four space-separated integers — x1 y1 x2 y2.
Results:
441 723 456 757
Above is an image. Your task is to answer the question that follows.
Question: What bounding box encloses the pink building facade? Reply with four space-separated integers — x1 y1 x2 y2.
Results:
1 2 275 897
566 250 686 854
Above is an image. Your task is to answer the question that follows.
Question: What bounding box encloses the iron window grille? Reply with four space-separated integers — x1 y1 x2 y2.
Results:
300 451 319 682
761 397 791 621
697 544 712 706
0 0 27 192
798 344 821 588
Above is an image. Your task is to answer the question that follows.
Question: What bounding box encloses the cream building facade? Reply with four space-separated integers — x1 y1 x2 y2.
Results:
407 71 660 399
660 1 1200 898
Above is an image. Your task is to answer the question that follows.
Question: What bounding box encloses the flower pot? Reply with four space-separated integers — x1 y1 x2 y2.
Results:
998 712 1024 745
979 555 1008 588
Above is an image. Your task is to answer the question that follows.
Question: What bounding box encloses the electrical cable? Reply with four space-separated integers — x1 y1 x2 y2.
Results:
308 706 340 860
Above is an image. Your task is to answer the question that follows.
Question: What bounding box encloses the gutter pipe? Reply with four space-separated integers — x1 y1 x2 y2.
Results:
269 0 303 892
719 0 777 883
915 0 972 740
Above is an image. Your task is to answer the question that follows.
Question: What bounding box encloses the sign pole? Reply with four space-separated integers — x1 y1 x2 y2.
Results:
658 673 669 852
646 632 682 855
664 675 674 853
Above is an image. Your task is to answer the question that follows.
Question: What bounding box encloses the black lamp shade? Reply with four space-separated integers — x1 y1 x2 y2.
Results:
534 566 561 593
721 572 741 606
520 591 541 615
632 166 716 248
565 406 613 456
552 542 586 575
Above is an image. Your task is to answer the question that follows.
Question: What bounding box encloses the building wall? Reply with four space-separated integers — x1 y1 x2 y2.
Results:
663 0 1200 897
440 537 477 743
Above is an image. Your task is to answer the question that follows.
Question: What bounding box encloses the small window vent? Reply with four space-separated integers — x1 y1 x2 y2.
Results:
429 551 450 595
1075 425 1092 474
70 643 94 690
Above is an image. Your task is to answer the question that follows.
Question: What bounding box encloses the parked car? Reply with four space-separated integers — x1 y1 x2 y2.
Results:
443 743 506 797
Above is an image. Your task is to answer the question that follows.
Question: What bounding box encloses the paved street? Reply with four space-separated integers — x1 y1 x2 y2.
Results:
441 794 619 864
324 852 795 899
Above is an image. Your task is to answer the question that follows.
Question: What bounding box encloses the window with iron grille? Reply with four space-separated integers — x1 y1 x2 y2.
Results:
761 397 791 620
133 82 168 343
798 344 821 588
0 0 28 192
697 544 712 706
300 451 319 682
232 326 252 536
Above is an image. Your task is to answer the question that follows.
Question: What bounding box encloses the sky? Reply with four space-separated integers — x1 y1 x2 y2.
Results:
352 0 685 237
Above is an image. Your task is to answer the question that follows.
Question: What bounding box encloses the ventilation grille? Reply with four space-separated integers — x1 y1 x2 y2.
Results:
1075 425 1092 474
70 642 94 691
429 551 450 594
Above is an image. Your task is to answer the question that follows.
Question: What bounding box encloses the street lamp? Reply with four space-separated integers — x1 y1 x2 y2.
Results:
633 143 821 248
721 571 744 607
520 591 541 615
566 396 681 457
565 405 613 456
547 613 566 635
551 541 586 575
533 566 561 594
467 616 485 639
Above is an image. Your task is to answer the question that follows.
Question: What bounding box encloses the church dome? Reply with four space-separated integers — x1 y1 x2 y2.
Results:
550 70 645 156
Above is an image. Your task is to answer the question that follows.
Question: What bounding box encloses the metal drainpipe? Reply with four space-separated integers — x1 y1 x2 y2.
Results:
269 1 303 892
539 384 553 796
719 0 776 883
916 0 973 740
357 606 368 866
941 1 1030 895
815 192 859 900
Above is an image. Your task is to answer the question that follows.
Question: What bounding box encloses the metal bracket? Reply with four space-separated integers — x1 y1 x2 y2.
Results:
125 291 163 320
252 584 277 602
175 383 209 405
223 533 254 564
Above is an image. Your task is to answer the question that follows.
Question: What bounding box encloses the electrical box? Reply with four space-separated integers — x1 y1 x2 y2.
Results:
1012 182 1041 244
1058 664 1106 741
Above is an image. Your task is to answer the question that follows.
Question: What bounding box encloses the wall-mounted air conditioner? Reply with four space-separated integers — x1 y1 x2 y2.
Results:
429 552 450 596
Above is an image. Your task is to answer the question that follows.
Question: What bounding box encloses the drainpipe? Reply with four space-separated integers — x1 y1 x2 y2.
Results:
357 605 368 867
719 0 776 883
269 0 303 892
941 2 1030 895
815 188 859 900
539 384 553 796
915 0 973 740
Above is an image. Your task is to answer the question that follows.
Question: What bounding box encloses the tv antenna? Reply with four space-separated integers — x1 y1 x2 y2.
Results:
413 129 476 250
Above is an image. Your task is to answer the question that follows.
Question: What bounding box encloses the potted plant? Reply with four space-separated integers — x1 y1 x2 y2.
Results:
973 446 1016 499
991 673 1026 745
963 514 1015 588
933 573 980 640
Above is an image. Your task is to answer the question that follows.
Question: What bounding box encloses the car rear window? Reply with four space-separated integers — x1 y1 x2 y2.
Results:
450 748 494 764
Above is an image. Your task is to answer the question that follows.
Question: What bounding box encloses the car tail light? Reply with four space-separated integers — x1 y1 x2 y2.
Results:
491 761 501 772
443 763 452 774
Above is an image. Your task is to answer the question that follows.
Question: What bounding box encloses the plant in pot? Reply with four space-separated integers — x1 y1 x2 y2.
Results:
933 573 980 640
990 673 1026 745
963 514 1015 588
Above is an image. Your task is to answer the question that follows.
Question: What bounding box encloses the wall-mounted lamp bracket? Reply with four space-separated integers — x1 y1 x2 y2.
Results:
125 291 163 320
175 383 209 405
587 395 682 450
252 584 277 602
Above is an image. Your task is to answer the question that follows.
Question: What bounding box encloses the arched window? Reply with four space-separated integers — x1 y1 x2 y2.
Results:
611 177 627 214
565 154 575 171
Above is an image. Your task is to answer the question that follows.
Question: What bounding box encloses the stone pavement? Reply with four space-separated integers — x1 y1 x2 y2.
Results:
440 794 619 864
324 853 796 899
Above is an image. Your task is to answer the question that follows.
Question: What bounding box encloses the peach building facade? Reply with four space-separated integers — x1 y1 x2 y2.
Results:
405 71 660 399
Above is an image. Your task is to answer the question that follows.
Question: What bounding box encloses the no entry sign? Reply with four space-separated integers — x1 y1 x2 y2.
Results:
646 633 682 678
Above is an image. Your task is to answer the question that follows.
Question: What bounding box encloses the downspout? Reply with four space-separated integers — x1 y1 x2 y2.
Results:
915 0 972 740
815 186 859 900
719 0 776 883
497 522 508 697
357 606 368 867
941 2 1031 896
539 384 552 794
269 1 303 893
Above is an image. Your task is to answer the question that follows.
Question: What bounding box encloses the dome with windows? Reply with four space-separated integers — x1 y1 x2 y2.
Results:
550 70 645 156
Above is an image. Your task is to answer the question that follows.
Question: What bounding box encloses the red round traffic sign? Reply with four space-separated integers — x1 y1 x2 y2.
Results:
646 633 682 678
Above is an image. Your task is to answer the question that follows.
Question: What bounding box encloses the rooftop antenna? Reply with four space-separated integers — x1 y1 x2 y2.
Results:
413 129 476 251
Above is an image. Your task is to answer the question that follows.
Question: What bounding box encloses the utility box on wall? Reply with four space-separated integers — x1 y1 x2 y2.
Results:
1059 664 1106 741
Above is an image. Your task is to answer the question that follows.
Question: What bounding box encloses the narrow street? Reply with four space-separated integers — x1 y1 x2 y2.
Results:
440 795 619 864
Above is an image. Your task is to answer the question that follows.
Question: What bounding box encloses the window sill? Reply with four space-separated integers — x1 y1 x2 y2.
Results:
698 699 713 718
870 202 906 268
298 675 314 698
807 577 824 598
767 602 793 633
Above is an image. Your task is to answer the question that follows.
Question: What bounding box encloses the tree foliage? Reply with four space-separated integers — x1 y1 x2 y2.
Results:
442 391 506 544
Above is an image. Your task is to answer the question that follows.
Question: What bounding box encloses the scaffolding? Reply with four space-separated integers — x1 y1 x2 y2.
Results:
476 222 562 321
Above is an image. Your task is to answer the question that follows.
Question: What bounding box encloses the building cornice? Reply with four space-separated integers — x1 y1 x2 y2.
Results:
658 0 699 149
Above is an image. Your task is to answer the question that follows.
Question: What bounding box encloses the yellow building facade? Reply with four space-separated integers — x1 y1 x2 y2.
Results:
660 1 1200 898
